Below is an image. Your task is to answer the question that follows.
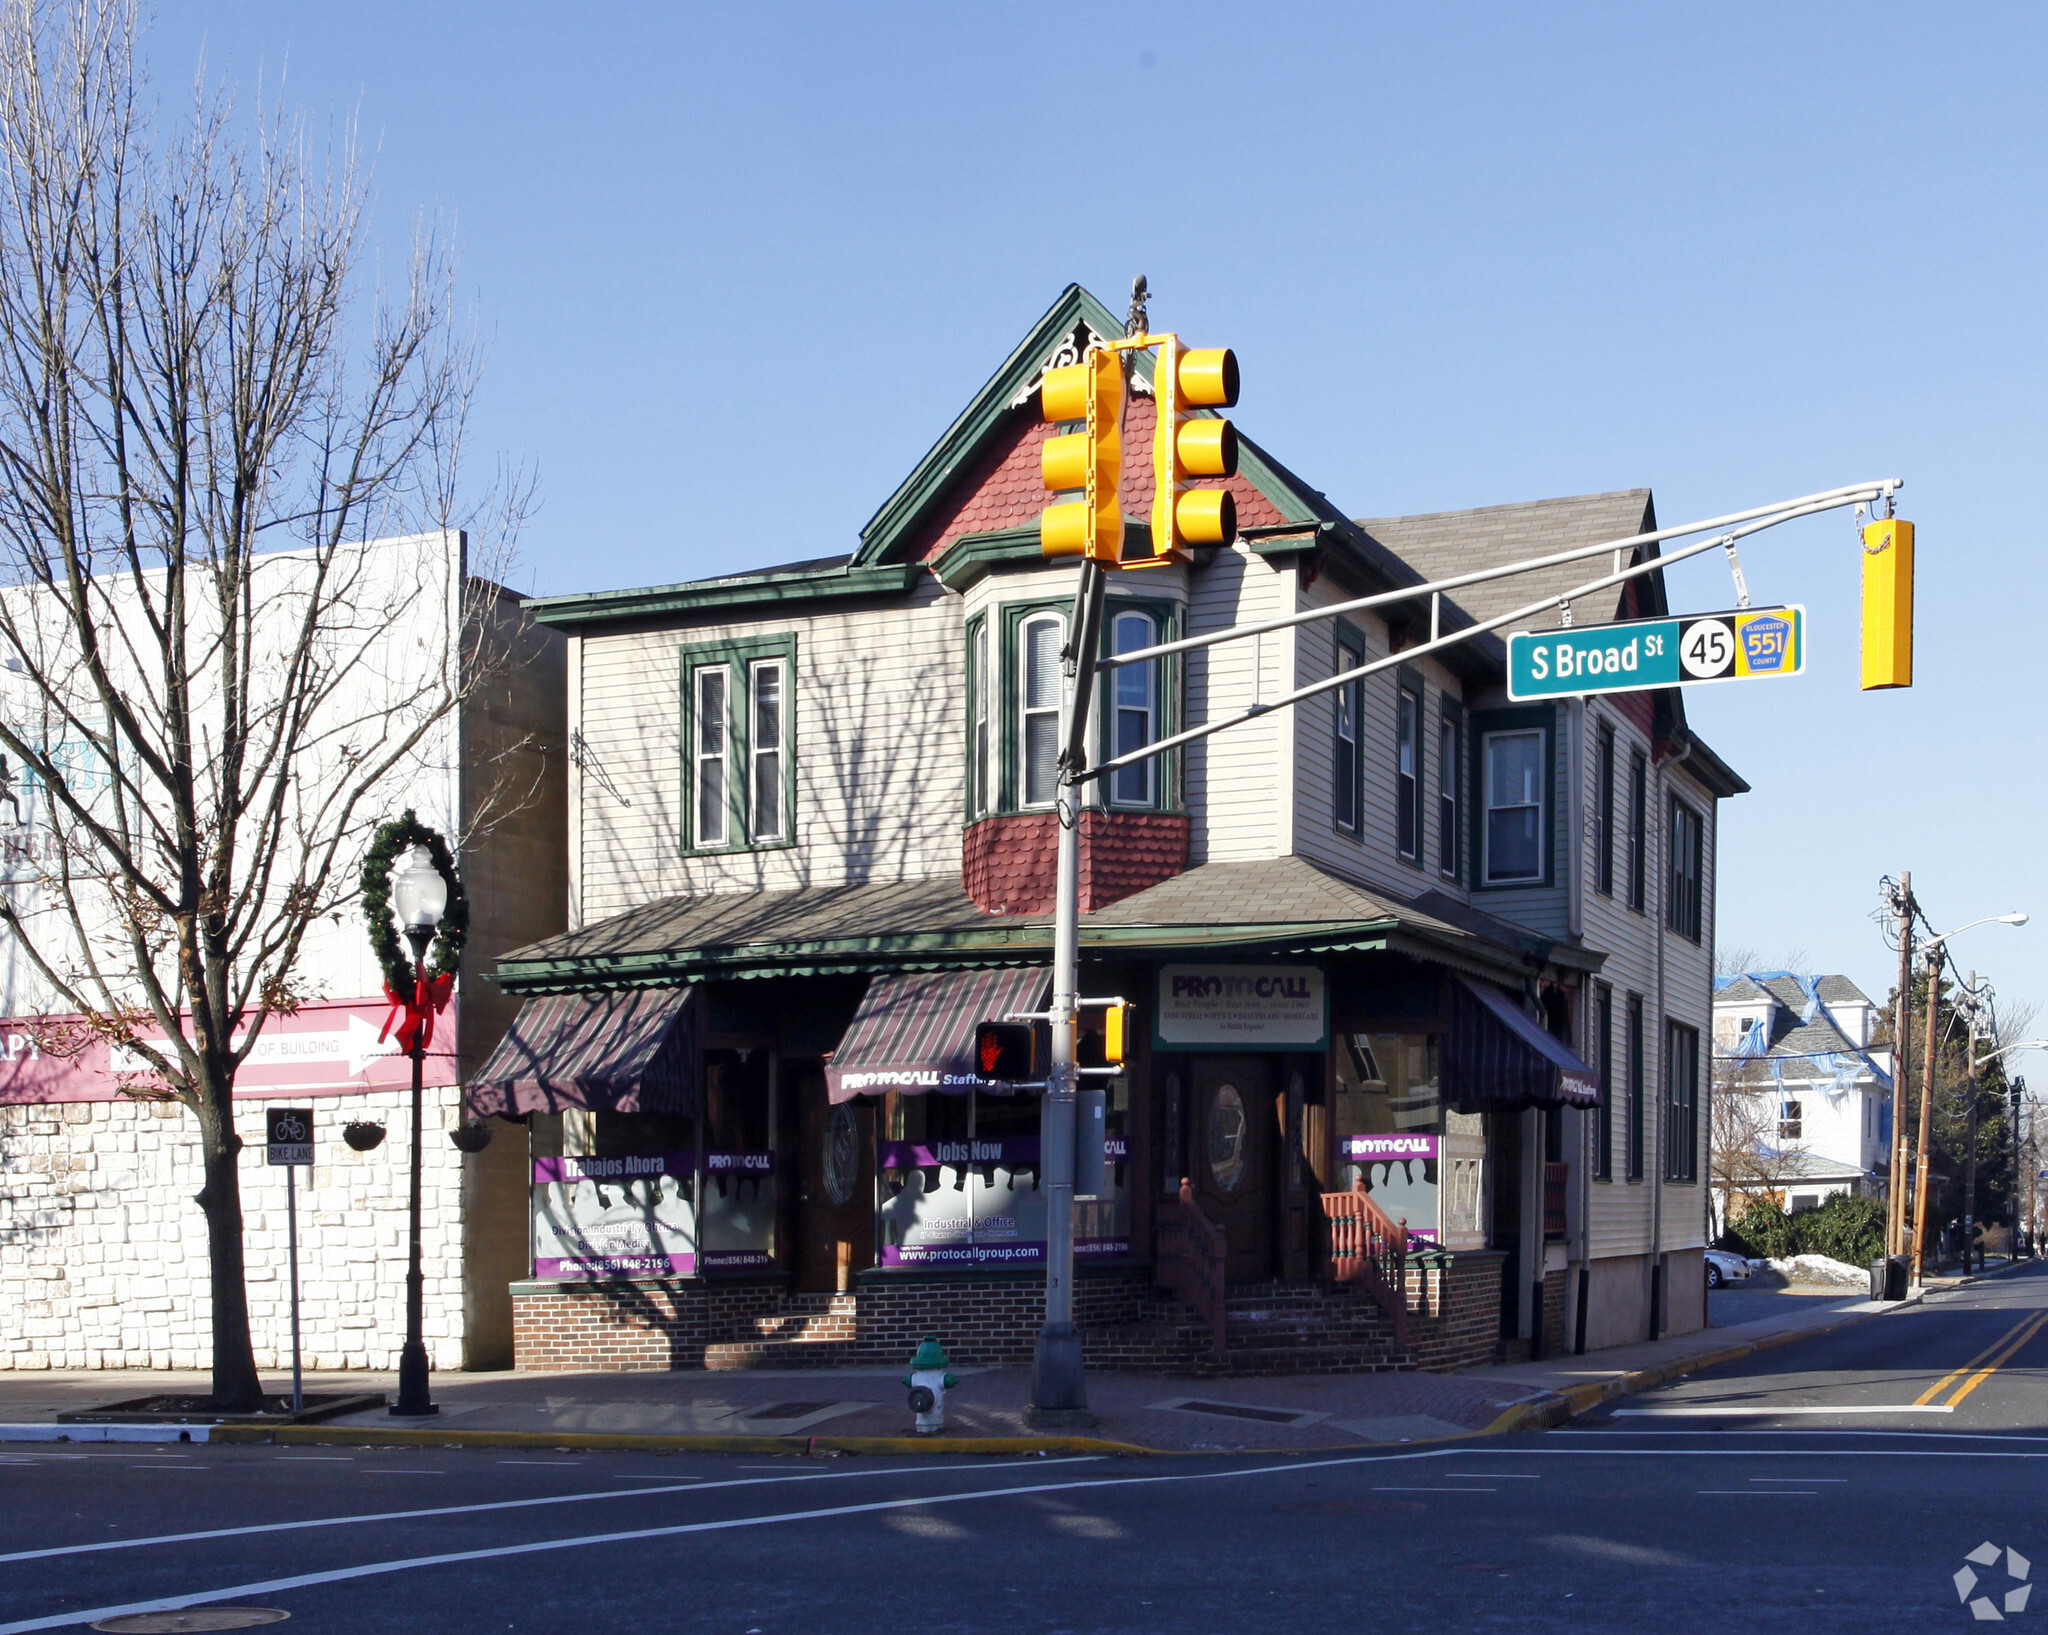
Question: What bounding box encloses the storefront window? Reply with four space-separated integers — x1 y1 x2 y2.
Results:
528 1109 696 1279
877 1083 1130 1267
701 1049 777 1271
1332 1032 1442 1244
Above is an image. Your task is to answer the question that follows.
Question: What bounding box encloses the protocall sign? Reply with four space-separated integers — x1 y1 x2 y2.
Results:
1507 606 1805 701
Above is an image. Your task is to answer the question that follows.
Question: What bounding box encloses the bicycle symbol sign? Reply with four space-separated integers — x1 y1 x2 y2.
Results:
266 1105 313 1167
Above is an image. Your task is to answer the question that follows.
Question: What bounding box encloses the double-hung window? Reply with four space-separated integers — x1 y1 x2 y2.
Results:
1395 679 1423 862
1333 625 1363 835
1625 992 1645 1181
1668 797 1704 942
1481 728 1545 884
1595 724 1616 896
681 636 797 852
1627 750 1648 911
1019 612 1065 809
1109 608 1159 807
1666 1022 1700 1182
1436 708 1460 879
967 617 991 818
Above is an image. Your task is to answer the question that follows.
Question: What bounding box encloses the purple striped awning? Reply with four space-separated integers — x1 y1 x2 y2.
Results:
825 968 1050 1103
1440 976 1600 1111
466 988 697 1118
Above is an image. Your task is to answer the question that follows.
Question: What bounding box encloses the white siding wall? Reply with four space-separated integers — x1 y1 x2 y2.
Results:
574 577 965 924
1184 545 1295 863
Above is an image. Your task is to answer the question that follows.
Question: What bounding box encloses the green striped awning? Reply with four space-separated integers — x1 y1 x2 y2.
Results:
825 968 1049 1103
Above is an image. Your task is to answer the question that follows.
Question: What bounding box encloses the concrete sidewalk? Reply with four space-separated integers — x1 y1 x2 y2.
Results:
0 1270 1976 1454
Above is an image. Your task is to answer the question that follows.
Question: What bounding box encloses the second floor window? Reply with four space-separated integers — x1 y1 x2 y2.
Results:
1437 711 1460 878
1627 750 1648 911
968 619 991 818
1020 612 1064 808
1482 728 1545 884
1395 683 1422 861
1595 723 1616 896
1779 1099 1803 1141
1626 991 1645 1181
1109 609 1158 806
1668 797 1704 942
1666 1022 1700 1182
1333 626 1362 834
1595 982 1614 1181
682 635 797 852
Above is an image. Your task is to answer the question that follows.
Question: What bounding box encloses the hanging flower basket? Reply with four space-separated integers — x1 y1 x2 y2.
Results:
342 1120 387 1152
448 1122 493 1154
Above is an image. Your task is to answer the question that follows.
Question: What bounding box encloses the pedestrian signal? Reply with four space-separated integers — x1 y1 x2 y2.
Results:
1860 518 1914 690
974 1020 1045 1083
1102 1002 1132 1065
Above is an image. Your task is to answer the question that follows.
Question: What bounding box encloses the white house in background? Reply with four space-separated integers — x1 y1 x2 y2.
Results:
0 533 565 1374
1711 972 1892 1226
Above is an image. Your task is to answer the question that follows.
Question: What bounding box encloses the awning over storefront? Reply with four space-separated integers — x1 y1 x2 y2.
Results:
825 968 1050 1103
468 988 697 1118
1441 976 1600 1111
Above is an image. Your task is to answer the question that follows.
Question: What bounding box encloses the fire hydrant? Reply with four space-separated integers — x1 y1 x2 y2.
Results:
904 1334 958 1435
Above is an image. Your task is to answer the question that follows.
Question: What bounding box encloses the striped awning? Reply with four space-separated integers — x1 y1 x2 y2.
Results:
824 968 1050 1104
467 988 697 1118
1441 976 1600 1111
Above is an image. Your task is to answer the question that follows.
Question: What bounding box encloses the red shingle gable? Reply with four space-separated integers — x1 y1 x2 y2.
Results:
905 394 1288 563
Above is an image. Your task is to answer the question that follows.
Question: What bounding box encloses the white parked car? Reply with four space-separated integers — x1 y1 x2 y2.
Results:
1704 1249 1755 1289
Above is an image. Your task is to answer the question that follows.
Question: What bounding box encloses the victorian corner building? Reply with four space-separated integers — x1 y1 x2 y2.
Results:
468 285 1744 1376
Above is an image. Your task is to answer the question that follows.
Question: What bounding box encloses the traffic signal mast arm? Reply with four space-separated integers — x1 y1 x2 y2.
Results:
1079 478 1905 786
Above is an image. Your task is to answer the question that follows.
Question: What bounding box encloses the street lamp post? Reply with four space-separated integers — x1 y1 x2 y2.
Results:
390 844 449 1418
1908 913 2028 1284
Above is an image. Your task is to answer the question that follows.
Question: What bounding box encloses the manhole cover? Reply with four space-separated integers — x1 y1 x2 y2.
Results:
743 1401 837 1420
91 1611 289 1631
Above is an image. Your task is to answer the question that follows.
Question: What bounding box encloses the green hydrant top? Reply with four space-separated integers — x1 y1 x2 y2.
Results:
909 1334 952 1371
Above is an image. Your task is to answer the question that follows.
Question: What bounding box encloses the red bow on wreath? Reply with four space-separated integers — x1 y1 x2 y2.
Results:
380 972 455 1055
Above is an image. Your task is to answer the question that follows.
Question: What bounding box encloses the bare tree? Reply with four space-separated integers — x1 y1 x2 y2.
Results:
0 2 525 1407
1709 1051 1804 1235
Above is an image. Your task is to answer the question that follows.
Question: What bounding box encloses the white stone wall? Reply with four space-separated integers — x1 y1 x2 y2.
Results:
0 1087 470 1371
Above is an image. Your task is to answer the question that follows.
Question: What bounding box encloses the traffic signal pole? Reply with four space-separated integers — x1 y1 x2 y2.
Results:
1886 873 1915 1260
1028 556 1107 1427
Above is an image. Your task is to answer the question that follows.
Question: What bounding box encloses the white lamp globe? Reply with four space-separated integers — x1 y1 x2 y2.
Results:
391 845 448 933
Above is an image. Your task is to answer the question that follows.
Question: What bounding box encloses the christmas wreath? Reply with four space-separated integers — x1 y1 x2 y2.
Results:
360 811 468 1051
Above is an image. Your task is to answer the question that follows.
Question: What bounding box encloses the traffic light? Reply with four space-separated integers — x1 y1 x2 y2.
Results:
1102 1002 1132 1065
1150 335 1239 559
974 1019 1045 1083
1040 347 1125 563
1860 517 1914 690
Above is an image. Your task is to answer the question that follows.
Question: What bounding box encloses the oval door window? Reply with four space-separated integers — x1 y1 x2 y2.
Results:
822 1104 861 1205
1207 1083 1248 1193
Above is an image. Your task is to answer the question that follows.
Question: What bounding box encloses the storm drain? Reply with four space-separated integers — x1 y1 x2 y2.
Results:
1149 1397 1326 1427
743 1401 842 1421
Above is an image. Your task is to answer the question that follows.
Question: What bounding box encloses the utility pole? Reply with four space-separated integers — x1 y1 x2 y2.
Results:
1910 947 1944 1284
1962 971 1981 1277
1886 873 1915 1260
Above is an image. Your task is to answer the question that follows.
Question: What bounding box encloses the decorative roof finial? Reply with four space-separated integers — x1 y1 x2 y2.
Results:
1126 273 1149 338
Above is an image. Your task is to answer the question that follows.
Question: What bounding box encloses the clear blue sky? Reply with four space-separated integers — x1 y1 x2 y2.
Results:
159 2 2048 1029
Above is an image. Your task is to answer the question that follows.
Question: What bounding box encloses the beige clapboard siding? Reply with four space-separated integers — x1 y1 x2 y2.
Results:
575 579 964 921
1185 546 1293 863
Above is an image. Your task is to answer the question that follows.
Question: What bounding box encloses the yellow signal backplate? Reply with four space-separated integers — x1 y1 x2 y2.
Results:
1860 517 1914 690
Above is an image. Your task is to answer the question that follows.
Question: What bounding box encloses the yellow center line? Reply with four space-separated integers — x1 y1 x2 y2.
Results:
1913 1310 2043 1406
1944 1310 2048 1412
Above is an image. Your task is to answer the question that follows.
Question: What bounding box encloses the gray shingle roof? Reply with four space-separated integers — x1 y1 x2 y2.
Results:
1816 974 1873 1005
1353 490 1658 634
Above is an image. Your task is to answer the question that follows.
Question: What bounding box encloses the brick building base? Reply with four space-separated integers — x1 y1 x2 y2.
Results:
1400 1248 1507 1372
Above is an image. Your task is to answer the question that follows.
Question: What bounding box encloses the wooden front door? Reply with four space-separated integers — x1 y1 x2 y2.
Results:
1191 1055 1277 1284
796 1070 874 1293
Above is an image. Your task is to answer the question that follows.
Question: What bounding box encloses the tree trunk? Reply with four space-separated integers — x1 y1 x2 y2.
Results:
194 1092 263 1412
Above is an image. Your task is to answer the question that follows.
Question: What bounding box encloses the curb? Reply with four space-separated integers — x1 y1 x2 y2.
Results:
1475 1282 1946 1436
199 1423 1149 1457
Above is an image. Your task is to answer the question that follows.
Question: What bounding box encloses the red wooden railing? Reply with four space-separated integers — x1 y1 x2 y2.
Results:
1155 1179 1227 1357
1320 1181 1410 1344
1543 1161 1569 1242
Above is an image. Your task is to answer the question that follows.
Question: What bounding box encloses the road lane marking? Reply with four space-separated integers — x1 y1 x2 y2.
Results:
494 1461 582 1467
1915 1309 2045 1405
1371 1485 1496 1492
1750 1477 1846 1482
1942 1310 2048 1410
1614 1405 1953 1416
1697 1489 1815 1495
0 1459 1101 1564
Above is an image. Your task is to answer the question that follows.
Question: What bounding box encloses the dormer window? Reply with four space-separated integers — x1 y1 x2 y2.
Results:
680 635 798 853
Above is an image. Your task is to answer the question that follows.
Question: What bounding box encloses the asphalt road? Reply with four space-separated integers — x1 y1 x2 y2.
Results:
1 1264 2043 1635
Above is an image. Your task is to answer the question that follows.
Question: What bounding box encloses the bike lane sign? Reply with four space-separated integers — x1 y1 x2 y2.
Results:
1508 605 1804 700
266 1105 313 1166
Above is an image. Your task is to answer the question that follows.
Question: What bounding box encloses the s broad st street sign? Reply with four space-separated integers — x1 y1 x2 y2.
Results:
1507 606 1804 701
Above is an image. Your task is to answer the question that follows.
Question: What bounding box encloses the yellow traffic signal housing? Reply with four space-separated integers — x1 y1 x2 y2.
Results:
1860 518 1914 690
1151 336 1239 559
1040 348 1125 563
1102 1002 1132 1065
